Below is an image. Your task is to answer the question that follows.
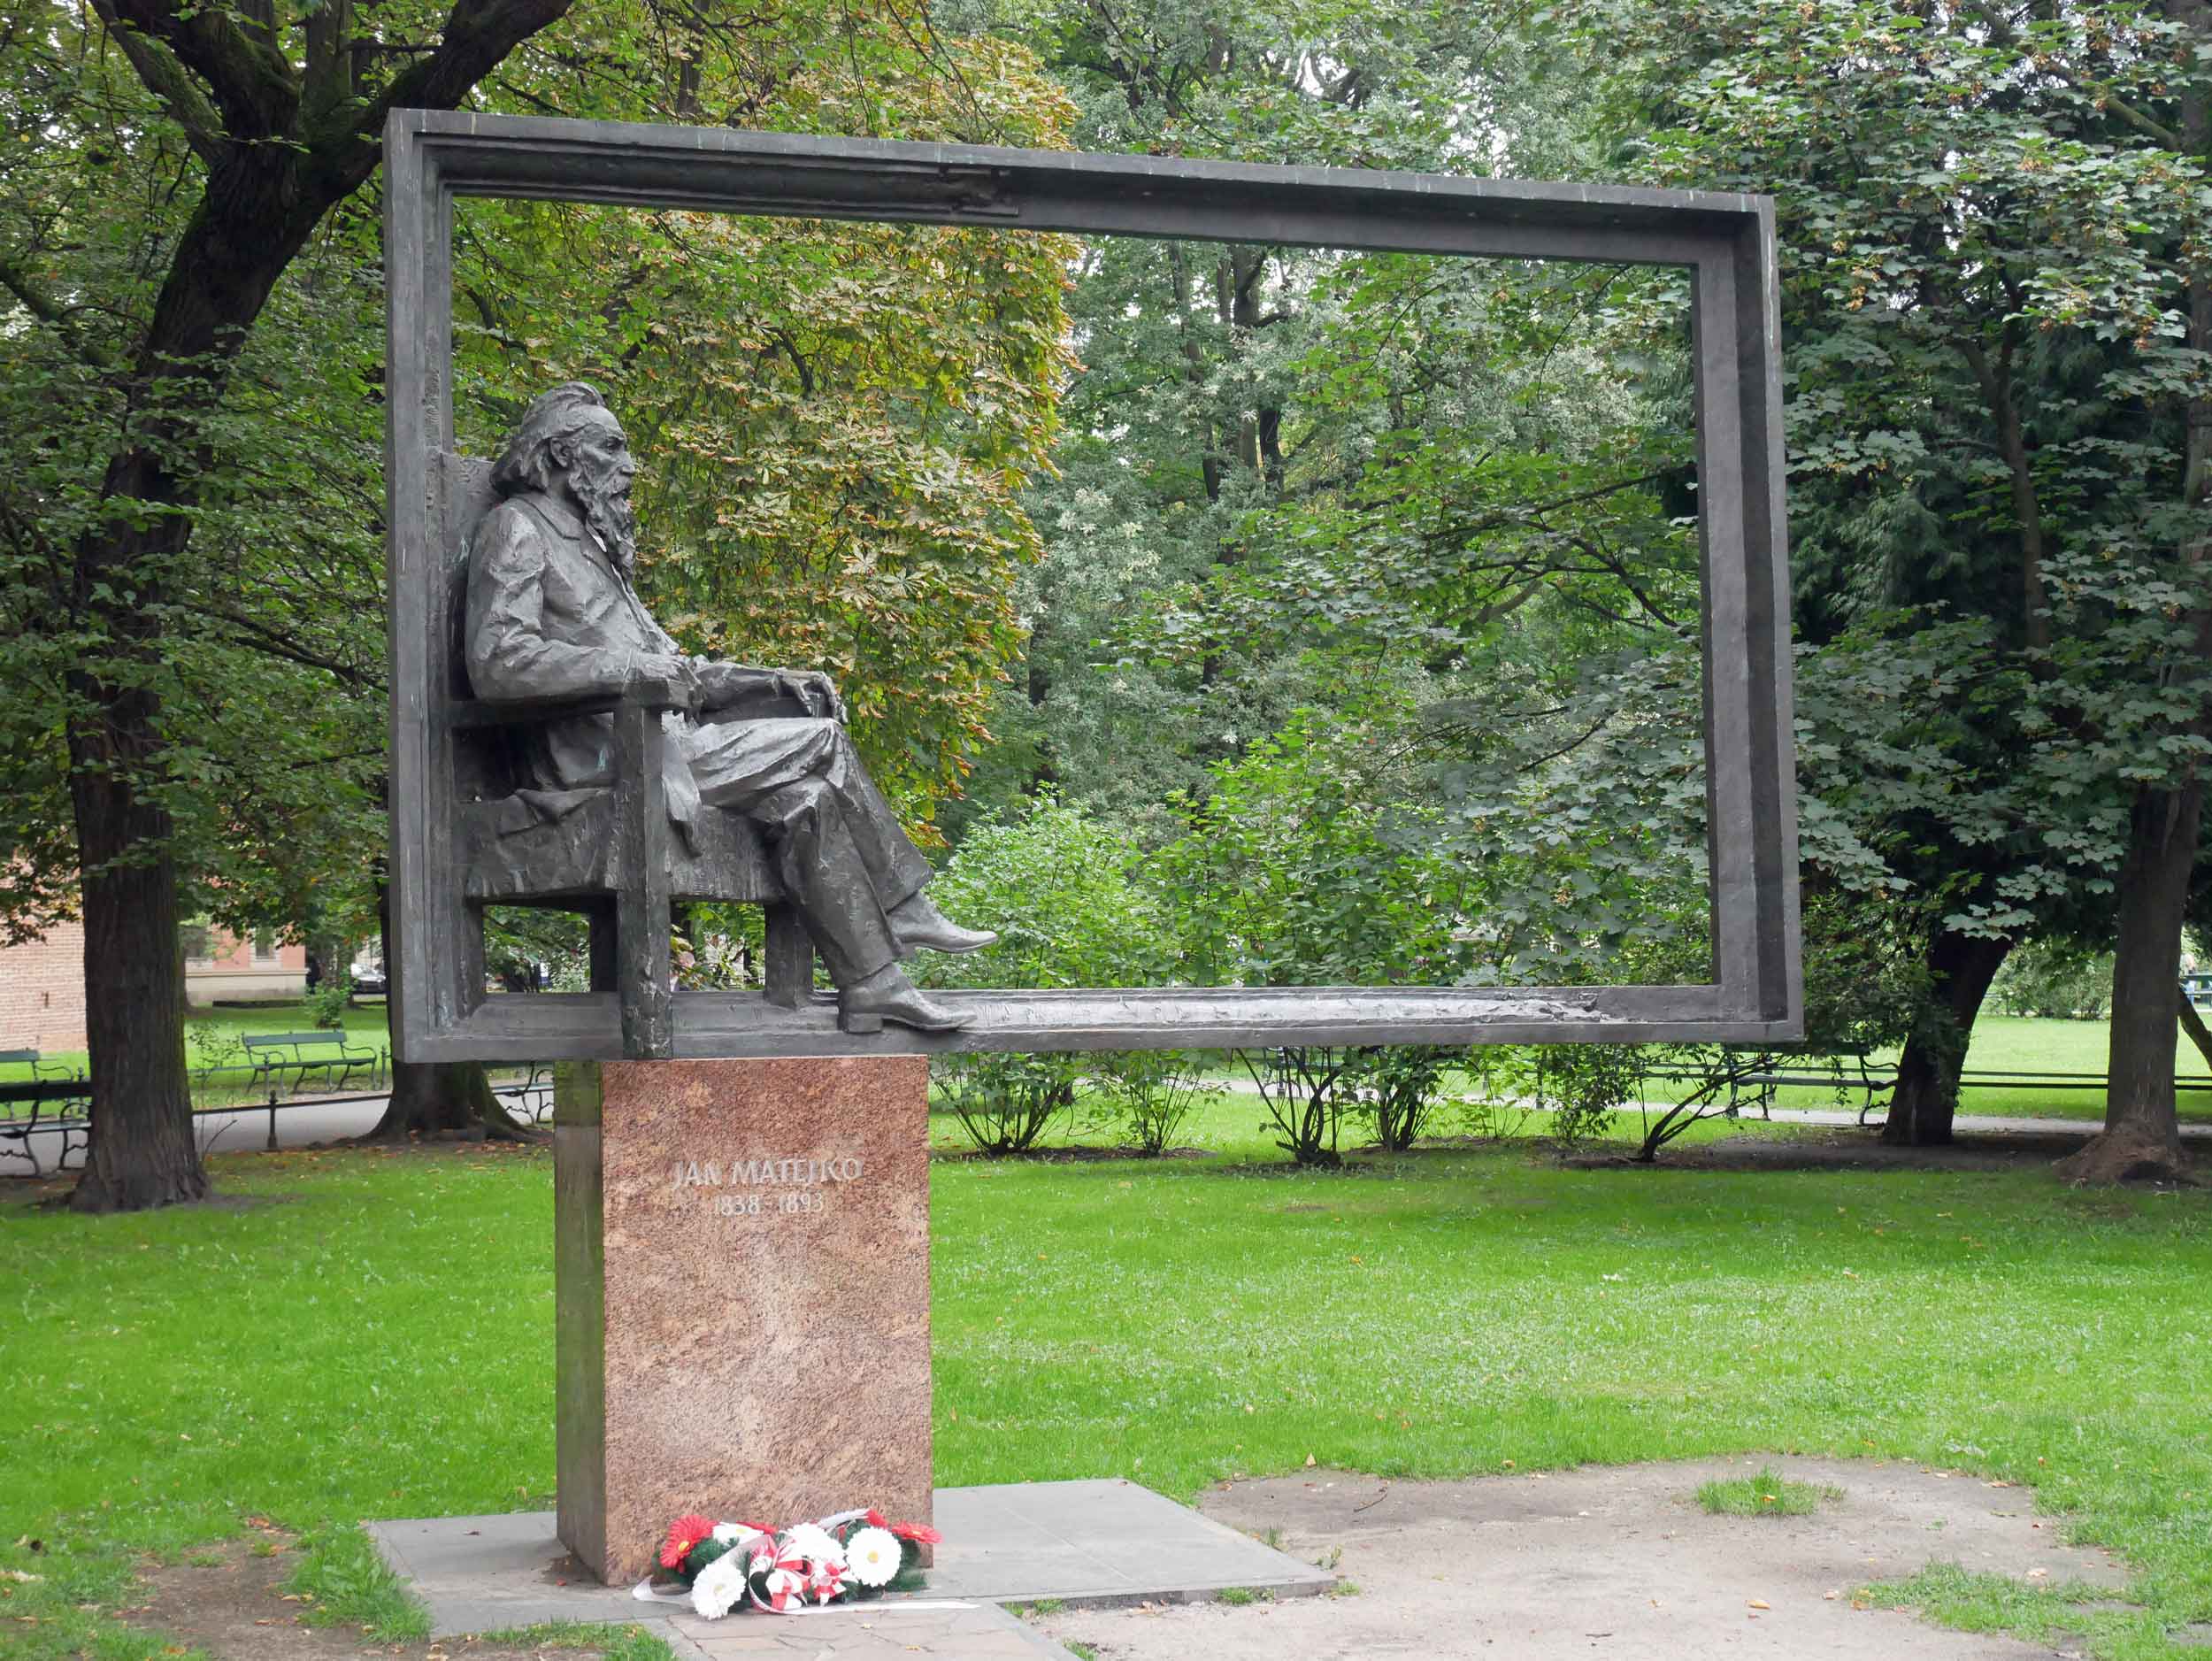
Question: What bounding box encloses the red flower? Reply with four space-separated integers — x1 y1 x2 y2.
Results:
864 1508 888 1528
659 1513 719 1571
888 1520 942 1546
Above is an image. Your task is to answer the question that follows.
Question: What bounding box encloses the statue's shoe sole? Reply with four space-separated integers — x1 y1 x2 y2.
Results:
898 928 998 955
839 1004 971 1034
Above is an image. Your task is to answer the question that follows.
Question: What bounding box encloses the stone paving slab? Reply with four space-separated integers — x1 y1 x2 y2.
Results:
932 1478 1334 1606
369 1479 1333 1653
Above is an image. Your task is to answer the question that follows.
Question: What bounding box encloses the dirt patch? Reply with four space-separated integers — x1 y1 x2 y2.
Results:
123 1536 631 1661
0 1183 288 1215
1035 1456 2134 1661
928 1144 1218 1163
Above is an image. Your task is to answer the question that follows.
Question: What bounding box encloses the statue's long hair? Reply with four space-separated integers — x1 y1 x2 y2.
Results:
492 381 610 497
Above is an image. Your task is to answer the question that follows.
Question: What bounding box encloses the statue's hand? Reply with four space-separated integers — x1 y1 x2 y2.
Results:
626 653 703 713
773 669 846 724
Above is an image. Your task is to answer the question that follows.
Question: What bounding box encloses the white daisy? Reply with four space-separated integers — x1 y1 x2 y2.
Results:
843 1526 901 1588
784 1523 846 1570
689 1550 750 1619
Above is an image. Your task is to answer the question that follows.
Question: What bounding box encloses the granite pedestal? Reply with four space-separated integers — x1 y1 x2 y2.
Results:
556 1056 933 1584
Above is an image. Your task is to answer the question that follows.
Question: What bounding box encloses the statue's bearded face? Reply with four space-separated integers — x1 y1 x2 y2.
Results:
557 413 640 575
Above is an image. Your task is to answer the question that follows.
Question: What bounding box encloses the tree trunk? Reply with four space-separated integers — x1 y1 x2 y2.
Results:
65 753 207 1211
52 0 580 1207
2061 11 2212 1188
360 888 543 1142
2055 780 2200 1185
1882 930 2012 1146
59 205 311 1211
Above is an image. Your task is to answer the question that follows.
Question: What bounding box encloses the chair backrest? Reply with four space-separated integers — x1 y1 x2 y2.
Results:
436 453 517 804
441 452 500 702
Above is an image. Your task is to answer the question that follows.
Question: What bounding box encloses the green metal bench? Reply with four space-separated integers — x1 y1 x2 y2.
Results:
242 1031 379 1094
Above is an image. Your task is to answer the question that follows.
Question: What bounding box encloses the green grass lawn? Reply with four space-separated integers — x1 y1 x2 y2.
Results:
2 1118 2208 1661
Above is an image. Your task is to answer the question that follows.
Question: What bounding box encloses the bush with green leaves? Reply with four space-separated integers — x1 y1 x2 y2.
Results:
1463 1043 1645 1150
1987 943 2114 1022
922 796 1171 1154
1086 1050 1222 1156
1162 710 1471 1164
1346 1045 1458 1152
301 975 353 1031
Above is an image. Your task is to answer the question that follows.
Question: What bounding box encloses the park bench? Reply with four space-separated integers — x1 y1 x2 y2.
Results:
0 1065 91 1177
242 1031 380 1094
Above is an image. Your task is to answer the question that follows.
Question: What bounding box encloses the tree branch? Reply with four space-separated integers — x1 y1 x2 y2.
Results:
82 6 226 165
0 253 69 331
349 0 586 161
94 0 300 142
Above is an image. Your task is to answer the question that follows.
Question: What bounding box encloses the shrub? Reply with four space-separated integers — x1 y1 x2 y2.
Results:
1464 1043 1642 1149
1237 1045 1364 1166
302 974 352 1030
1088 1050 1222 1155
938 1053 1080 1156
1988 942 2113 1020
1346 1045 1456 1151
923 796 1170 1155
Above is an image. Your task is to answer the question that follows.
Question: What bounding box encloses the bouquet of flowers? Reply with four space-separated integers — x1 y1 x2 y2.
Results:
653 1507 942 1619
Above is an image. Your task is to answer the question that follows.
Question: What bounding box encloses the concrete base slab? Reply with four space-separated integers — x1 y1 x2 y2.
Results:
368 1479 1335 1653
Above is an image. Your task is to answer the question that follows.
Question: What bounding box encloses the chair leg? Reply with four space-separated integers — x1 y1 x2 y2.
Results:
762 903 814 1010
613 698 674 1060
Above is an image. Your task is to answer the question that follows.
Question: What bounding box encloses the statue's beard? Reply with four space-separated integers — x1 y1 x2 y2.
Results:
571 473 638 575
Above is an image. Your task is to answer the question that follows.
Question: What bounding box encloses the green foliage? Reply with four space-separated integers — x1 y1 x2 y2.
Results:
925 796 1170 1153
300 975 353 1032
1087 1050 1225 1155
1346 1045 1456 1153
1161 707 1467 990
1464 1044 1644 1150
1989 943 2116 1022
1613 0 2212 948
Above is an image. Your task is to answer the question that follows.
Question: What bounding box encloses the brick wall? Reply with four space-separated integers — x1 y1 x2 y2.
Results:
0 922 88 1053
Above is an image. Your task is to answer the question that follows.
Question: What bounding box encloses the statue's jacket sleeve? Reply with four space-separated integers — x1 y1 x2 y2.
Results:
464 495 703 834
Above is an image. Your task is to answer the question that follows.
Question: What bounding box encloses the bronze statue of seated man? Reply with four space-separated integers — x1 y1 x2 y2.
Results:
465 381 993 1033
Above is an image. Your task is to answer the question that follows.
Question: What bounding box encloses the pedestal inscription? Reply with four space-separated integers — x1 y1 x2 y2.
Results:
555 1056 932 1584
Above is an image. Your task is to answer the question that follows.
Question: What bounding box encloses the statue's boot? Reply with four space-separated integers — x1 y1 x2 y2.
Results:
888 892 997 955
839 964 970 1034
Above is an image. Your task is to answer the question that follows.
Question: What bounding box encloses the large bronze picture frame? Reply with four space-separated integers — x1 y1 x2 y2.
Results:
385 108 1800 1063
